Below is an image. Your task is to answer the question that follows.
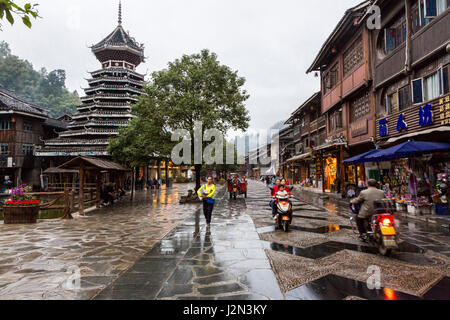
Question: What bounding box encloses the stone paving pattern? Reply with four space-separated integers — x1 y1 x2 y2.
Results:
1 180 449 300
0 184 198 300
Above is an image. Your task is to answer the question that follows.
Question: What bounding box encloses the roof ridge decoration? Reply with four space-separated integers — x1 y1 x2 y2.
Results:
118 1 122 26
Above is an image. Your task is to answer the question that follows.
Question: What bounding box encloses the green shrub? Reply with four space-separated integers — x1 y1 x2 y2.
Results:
176 175 188 183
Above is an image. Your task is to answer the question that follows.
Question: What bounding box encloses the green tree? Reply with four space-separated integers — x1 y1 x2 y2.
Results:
0 0 39 30
108 94 175 169
146 49 250 191
0 41 79 118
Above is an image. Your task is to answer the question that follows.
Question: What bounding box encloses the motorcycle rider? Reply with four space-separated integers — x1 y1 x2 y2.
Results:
351 179 387 241
273 184 290 220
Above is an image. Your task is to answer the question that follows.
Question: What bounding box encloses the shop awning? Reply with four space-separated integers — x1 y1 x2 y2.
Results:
286 153 312 163
364 141 450 162
343 150 381 163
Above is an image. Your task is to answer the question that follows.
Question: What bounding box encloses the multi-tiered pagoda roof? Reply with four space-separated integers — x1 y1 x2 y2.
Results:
36 3 145 157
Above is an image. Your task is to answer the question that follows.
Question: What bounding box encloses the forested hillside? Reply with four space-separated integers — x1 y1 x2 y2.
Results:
0 41 80 118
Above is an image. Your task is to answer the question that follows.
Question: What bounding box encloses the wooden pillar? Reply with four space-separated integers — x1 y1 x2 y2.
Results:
339 145 345 195
79 163 85 215
70 173 76 212
62 186 73 220
96 172 102 208
157 159 162 180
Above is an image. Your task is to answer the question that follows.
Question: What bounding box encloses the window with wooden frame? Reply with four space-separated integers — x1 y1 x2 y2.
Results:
323 63 340 93
350 92 370 122
0 144 9 155
23 122 33 132
0 120 12 130
386 92 399 114
384 15 407 55
329 108 343 132
398 85 411 111
22 145 34 156
411 66 447 104
344 37 364 75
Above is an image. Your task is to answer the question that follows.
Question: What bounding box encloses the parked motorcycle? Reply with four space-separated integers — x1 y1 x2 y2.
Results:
350 199 398 256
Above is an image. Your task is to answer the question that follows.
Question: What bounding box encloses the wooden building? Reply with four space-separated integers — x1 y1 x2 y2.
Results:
284 92 326 186
371 0 449 147
0 87 66 189
307 1 375 194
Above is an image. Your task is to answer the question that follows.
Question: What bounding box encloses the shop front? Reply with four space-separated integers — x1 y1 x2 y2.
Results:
347 141 450 216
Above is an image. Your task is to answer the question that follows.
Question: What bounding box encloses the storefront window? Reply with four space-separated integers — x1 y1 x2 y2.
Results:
325 157 337 193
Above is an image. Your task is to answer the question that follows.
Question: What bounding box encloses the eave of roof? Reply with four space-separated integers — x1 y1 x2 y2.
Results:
306 0 372 73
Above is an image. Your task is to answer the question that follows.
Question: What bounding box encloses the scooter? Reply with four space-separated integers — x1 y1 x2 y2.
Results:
230 181 240 200
349 199 399 256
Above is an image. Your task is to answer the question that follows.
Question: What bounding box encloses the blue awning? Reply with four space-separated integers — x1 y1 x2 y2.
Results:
343 150 381 163
364 141 450 162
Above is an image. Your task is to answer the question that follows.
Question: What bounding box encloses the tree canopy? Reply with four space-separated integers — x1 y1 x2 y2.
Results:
110 49 250 190
108 93 175 168
0 41 80 118
0 0 39 30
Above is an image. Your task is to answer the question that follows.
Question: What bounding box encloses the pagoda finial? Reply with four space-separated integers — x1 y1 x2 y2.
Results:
118 1 122 25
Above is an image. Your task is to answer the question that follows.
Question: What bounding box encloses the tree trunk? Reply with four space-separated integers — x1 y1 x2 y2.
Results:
195 164 202 192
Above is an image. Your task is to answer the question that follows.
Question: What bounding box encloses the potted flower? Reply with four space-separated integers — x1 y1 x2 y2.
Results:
3 185 41 224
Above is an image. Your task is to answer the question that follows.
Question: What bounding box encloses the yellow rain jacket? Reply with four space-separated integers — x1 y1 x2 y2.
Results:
197 184 216 200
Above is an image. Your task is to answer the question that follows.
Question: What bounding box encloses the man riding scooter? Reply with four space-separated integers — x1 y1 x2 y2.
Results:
351 179 386 242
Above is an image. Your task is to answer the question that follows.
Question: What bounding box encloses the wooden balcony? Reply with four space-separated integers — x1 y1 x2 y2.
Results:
322 64 367 113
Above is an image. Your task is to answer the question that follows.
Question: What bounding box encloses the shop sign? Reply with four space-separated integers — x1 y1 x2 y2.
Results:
438 96 450 125
419 104 433 127
396 113 407 132
316 156 322 175
351 119 368 138
379 118 388 138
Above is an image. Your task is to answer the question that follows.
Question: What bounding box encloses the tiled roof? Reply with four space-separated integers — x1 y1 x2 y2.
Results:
0 87 47 118
91 25 144 53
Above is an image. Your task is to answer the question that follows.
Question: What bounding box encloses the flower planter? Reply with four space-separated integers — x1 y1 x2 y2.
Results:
3 205 40 224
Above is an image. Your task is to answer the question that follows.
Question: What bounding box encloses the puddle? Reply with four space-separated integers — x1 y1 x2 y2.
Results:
286 275 420 300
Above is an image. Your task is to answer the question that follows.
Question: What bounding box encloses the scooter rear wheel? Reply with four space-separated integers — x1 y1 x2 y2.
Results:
283 221 289 233
378 242 392 257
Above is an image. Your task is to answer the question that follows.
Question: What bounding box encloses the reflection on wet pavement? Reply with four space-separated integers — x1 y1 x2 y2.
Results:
285 275 420 300
95 187 284 300
248 181 450 300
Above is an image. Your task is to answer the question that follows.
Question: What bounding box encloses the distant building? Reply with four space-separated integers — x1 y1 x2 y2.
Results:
0 87 65 188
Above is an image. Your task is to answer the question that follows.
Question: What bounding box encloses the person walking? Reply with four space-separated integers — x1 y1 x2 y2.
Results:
197 176 216 227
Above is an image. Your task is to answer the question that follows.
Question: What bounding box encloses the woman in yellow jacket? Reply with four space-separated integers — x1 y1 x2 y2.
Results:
197 176 216 226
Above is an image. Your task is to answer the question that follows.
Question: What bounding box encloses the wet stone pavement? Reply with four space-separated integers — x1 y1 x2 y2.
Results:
1 180 449 300
0 184 198 300
246 181 450 300
95 186 284 300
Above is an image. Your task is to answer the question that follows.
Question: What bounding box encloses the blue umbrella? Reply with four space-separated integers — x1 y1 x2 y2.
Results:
343 149 382 163
365 141 450 162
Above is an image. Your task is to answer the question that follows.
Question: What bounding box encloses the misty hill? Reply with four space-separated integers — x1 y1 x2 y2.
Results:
0 41 80 118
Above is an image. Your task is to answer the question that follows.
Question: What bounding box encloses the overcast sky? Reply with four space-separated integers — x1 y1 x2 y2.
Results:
2 0 362 136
